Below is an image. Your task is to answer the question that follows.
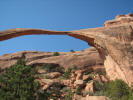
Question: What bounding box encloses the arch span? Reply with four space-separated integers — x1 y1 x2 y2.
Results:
1 14 133 85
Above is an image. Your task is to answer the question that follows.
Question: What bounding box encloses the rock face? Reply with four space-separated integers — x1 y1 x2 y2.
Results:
82 96 110 100
0 13 133 85
35 61 108 99
104 13 133 27
0 47 103 69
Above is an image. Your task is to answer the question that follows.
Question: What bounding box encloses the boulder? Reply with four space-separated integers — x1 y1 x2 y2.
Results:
82 75 90 81
46 72 61 78
76 73 82 80
84 81 94 95
100 75 108 82
38 69 46 74
82 96 110 100
61 79 71 86
73 94 83 100
40 79 54 90
74 80 84 87
94 74 102 82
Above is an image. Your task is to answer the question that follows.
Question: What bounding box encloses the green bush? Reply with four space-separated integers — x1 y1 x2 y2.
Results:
91 80 106 96
62 87 70 92
128 95 133 100
37 90 51 100
105 79 130 100
70 49 75 53
93 90 105 96
72 65 77 71
94 80 105 91
41 64 64 73
44 75 52 79
75 86 82 95
46 83 64 99
41 64 53 72
0 59 40 100
64 90 73 100
53 52 60 56
0 59 58 100
91 79 133 100
62 68 72 79
87 73 95 78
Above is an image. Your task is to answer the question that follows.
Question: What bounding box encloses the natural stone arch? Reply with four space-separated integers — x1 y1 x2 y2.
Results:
0 14 133 85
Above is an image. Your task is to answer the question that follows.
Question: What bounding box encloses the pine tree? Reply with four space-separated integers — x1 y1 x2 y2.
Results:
0 59 39 100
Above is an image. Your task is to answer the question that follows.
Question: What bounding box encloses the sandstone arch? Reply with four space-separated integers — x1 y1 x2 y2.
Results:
1 14 133 85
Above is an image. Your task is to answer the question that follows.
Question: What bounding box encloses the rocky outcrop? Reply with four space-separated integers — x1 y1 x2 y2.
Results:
35 61 109 99
81 96 110 100
104 13 133 27
0 47 103 70
0 13 133 85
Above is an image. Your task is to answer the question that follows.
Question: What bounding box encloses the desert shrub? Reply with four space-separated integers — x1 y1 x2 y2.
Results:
62 87 70 92
117 95 129 100
128 87 133 100
0 59 40 100
75 86 82 95
91 79 133 100
94 80 105 91
41 64 64 73
83 90 90 96
72 65 77 71
128 95 133 100
97 71 106 75
81 50 84 52
58 76 64 82
64 90 73 100
45 83 64 99
37 90 51 100
105 79 130 100
44 75 52 79
70 49 75 53
53 52 60 56
54 65 64 73
41 64 53 72
93 90 105 96
38 74 46 78
0 59 59 100
91 80 106 96
84 68 93 75
87 73 96 78
62 68 72 79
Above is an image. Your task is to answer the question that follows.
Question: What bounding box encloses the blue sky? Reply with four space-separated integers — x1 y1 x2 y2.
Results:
0 0 133 55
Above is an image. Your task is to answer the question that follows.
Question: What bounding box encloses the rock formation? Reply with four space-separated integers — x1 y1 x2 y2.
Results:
0 47 104 70
0 14 133 85
104 13 133 27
